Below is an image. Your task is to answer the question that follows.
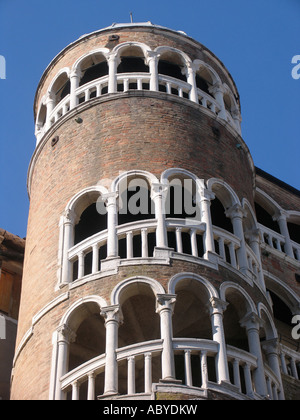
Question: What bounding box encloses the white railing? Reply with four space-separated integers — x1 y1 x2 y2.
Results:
36 71 240 143
258 223 285 253
280 343 300 380
166 219 205 258
68 229 108 280
75 76 109 105
59 338 281 400
117 72 151 91
258 223 300 262
117 219 157 259
158 74 191 98
68 220 264 283
68 220 159 281
291 240 300 261
49 95 71 127
197 88 221 117
246 244 261 280
213 226 240 269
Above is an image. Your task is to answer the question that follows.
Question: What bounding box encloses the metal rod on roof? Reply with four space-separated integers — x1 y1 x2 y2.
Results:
130 12 133 23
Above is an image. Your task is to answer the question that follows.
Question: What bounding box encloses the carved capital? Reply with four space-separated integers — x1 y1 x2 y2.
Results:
156 294 177 315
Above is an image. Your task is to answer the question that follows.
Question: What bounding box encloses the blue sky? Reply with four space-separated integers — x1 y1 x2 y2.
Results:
0 0 299 238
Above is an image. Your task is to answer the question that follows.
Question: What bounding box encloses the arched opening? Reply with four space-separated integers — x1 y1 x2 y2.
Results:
164 175 204 257
268 290 293 341
211 196 233 234
74 203 107 245
117 282 161 394
116 176 156 259
71 192 108 280
51 72 70 107
288 220 300 245
118 176 155 225
116 45 150 91
66 301 106 400
157 50 187 95
77 53 109 98
223 291 250 352
173 278 212 339
255 201 280 233
195 66 214 97
78 54 107 83
158 51 187 82
117 46 149 74
223 287 257 395
172 278 215 386
224 93 234 114
36 102 47 131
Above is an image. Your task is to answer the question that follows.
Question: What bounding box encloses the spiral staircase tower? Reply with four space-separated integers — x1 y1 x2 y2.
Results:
10 22 300 400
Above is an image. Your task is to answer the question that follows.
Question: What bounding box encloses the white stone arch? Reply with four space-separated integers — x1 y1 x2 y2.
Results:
50 294 108 400
207 178 241 209
112 41 152 63
242 198 258 229
155 45 192 69
264 272 300 316
287 210 300 224
111 276 165 306
193 59 222 86
35 94 48 132
161 167 204 187
72 47 110 75
257 302 278 340
57 185 110 286
222 83 239 111
255 187 282 218
168 272 218 299
111 170 159 194
47 67 71 97
59 295 108 331
219 281 257 315
65 184 109 222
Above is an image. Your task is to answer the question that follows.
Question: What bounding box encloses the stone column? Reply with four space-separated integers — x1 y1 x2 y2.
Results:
274 211 294 258
127 356 136 395
261 339 285 400
45 92 56 130
107 52 120 94
226 204 249 275
208 297 230 384
60 209 77 285
200 189 216 258
55 325 76 400
240 312 268 397
103 192 118 259
156 294 177 382
87 372 96 400
146 51 159 92
144 352 152 393
101 305 123 395
70 68 81 110
245 228 266 290
232 109 242 135
152 183 168 249
186 62 198 103
209 82 227 120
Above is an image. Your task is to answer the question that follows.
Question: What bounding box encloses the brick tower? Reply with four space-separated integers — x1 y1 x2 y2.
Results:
11 22 300 400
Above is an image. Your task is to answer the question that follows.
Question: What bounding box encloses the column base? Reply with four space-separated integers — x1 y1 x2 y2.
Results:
159 378 182 385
